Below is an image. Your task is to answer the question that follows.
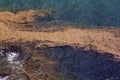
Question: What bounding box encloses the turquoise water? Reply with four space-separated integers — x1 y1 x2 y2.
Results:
0 0 120 27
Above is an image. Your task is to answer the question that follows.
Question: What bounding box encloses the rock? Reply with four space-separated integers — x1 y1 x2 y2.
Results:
0 10 49 30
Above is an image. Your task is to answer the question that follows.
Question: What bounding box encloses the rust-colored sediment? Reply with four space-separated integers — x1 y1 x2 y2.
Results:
0 10 120 58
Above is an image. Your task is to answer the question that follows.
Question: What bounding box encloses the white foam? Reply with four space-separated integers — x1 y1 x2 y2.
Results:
0 50 4 56
0 76 9 80
7 52 19 64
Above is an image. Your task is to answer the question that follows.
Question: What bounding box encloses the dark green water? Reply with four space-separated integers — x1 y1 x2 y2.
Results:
0 0 120 27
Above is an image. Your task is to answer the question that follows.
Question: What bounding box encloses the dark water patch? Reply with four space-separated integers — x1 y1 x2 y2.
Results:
44 45 120 80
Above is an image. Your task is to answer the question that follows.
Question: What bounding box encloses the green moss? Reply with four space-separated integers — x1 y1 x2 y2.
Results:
0 57 9 74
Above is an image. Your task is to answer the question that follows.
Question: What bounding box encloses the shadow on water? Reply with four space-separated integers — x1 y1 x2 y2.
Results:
44 45 120 80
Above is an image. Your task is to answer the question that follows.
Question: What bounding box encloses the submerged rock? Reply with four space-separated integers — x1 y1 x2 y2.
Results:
0 10 53 31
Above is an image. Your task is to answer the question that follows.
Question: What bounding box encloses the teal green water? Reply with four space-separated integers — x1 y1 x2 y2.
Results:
0 0 120 27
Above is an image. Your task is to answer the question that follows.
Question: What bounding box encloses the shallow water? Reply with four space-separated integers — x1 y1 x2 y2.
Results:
0 0 120 27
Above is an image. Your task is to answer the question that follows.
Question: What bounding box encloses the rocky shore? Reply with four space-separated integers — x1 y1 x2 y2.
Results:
0 10 120 80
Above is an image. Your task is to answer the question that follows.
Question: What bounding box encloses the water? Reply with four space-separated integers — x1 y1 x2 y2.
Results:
0 0 120 27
